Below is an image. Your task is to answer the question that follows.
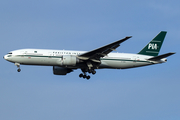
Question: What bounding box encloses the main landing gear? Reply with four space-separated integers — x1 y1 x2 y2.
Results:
15 63 21 72
79 69 96 80
79 73 90 80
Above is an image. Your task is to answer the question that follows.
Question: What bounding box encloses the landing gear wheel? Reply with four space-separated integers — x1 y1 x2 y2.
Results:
86 75 90 80
17 68 21 72
80 69 93 80
79 72 91 80
83 75 86 79
88 69 92 73
92 70 96 75
79 73 83 78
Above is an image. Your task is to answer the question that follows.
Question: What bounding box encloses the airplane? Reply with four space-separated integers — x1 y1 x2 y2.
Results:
3 31 175 80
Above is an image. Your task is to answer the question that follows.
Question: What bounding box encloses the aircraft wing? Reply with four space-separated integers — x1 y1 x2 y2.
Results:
77 36 132 61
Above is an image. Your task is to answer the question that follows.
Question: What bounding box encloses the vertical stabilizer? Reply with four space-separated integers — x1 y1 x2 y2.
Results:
138 31 167 56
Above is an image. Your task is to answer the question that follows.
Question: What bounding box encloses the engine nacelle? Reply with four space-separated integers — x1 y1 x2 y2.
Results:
59 55 79 66
53 66 73 75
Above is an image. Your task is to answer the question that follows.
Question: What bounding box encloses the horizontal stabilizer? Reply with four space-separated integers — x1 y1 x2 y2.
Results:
148 52 175 61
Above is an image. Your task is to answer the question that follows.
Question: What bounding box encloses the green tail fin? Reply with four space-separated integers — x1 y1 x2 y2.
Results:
138 31 167 56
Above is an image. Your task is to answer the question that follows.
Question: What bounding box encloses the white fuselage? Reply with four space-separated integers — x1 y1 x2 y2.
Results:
4 49 166 69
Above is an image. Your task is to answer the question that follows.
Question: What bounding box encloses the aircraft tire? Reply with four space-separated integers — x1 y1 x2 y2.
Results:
17 69 21 72
79 73 83 78
86 75 90 80
92 70 96 75
83 75 86 79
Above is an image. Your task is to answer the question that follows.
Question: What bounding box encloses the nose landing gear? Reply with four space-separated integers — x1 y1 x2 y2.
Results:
15 63 21 72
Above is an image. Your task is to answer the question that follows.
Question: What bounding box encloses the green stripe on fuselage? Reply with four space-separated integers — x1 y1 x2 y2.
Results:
16 55 62 58
16 55 151 63
101 58 151 63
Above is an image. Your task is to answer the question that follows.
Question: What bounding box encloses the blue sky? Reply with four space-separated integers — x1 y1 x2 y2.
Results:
0 0 179 120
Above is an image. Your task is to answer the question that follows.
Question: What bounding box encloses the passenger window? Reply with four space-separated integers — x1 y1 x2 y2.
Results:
34 51 37 53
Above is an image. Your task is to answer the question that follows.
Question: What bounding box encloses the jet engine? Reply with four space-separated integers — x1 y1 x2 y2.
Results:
53 66 73 75
58 55 80 66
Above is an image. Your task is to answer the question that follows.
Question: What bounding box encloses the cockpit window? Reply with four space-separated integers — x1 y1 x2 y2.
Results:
8 52 12 54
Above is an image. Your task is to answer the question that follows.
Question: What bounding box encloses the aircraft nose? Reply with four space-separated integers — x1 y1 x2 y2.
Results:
3 55 7 60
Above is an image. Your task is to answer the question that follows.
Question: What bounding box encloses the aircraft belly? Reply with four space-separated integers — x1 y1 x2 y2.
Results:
101 60 134 69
